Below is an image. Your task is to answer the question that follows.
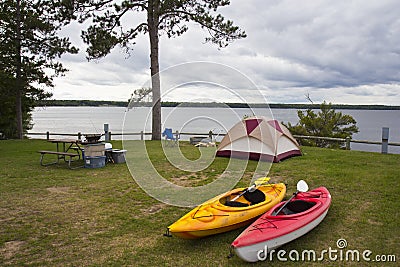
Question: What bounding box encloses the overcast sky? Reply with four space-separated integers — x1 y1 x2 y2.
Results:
52 0 400 105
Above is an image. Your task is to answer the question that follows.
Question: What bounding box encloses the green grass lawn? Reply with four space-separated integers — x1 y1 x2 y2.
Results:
0 139 399 266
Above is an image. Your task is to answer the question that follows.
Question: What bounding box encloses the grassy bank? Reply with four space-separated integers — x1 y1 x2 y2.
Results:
0 140 399 266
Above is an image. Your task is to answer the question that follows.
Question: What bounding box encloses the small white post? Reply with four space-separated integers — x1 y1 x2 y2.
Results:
104 123 109 142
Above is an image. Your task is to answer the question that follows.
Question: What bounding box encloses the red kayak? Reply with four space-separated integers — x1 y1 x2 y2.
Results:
231 186 331 262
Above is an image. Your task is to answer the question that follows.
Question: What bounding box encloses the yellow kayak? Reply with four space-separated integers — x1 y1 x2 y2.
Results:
167 179 286 239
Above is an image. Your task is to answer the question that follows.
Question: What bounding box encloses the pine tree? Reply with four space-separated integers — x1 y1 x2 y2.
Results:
284 102 359 148
0 0 78 138
71 0 246 140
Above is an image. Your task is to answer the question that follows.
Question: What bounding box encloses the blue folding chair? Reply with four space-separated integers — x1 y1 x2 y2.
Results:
162 128 179 146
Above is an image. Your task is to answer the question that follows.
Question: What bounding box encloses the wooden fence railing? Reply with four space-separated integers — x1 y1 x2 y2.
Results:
28 129 400 154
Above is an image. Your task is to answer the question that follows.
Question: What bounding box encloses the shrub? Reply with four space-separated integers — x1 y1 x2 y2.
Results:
284 102 359 148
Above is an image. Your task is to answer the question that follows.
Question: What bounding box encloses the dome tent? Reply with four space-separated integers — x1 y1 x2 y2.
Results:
216 116 301 162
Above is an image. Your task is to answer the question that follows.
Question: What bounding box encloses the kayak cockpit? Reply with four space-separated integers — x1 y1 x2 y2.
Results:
276 200 316 215
220 189 266 207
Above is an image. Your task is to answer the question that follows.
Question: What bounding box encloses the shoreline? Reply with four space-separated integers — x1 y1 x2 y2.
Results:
35 100 400 110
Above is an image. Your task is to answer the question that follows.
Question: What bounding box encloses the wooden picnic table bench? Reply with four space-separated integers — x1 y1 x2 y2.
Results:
38 150 83 169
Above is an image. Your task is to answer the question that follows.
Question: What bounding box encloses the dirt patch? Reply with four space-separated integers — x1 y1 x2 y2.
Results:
1 240 25 260
46 187 70 194
170 175 196 186
142 203 168 215
367 219 383 226
170 174 210 187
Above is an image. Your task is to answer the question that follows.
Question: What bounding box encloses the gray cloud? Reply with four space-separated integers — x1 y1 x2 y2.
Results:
246 0 400 88
53 0 400 105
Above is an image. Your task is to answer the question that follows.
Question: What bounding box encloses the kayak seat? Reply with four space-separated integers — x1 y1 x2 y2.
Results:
284 200 316 214
243 189 266 205
225 201 249 207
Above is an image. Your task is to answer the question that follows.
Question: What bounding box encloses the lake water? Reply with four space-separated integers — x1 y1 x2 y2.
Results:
28 106 400 154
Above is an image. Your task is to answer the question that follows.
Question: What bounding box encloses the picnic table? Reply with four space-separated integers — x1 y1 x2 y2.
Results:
38 139 84 169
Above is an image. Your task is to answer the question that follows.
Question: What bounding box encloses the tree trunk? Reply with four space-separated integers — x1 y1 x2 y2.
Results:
15 0 23 139
147 0 161 140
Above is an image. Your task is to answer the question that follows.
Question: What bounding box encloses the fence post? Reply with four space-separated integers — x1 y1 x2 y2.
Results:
140 131 144 140
104 123 109 142
345 137 351 150
78 132 81 141
46 131 50 140
209 130 213 140
381 127 389 154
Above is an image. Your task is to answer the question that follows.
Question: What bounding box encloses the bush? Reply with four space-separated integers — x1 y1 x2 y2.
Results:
284 102 359 148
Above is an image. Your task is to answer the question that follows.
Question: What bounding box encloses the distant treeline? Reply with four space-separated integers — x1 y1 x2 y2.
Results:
36 99 129 107
36 99 400 110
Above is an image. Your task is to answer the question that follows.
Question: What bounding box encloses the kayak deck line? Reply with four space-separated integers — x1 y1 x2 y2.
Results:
248 217 298 231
